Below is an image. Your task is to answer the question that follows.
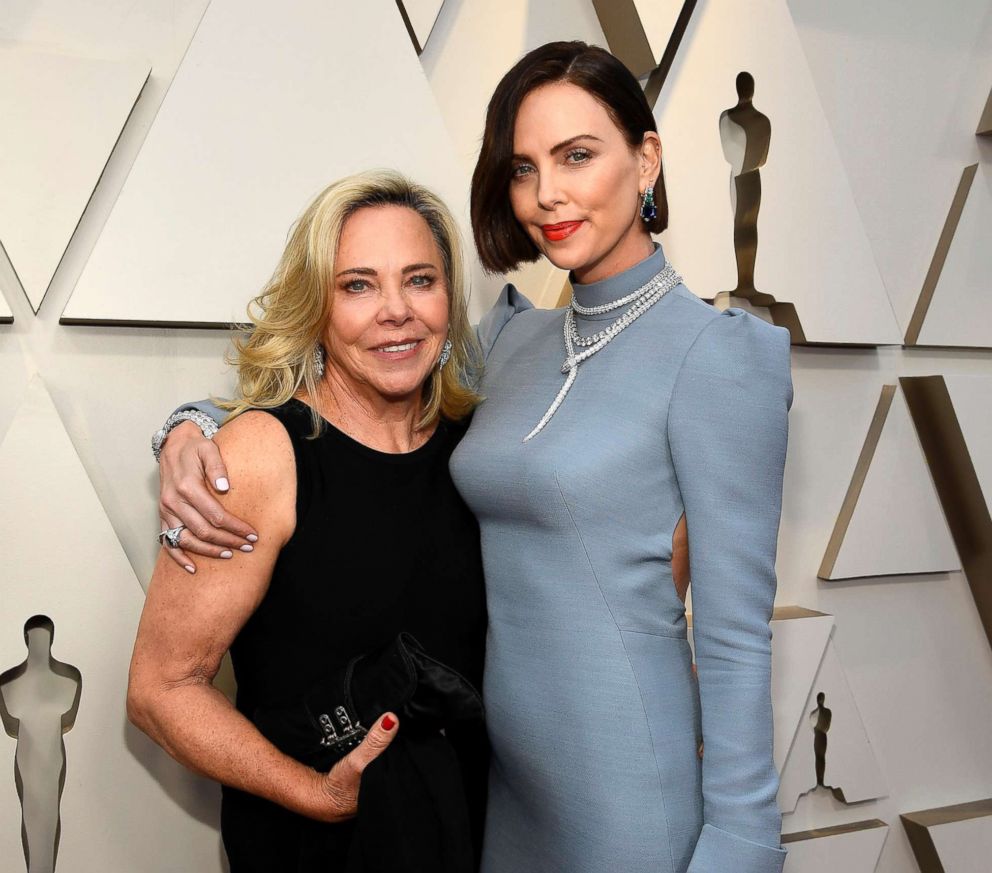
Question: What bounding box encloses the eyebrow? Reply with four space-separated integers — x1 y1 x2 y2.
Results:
335 262 439 278
512 133 604 162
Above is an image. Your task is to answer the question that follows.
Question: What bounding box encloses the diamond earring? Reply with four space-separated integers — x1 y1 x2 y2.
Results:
438 338 453 370
312 343 325 378
640 185 657 223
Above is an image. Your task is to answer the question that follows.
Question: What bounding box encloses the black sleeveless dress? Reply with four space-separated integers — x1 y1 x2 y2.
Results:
221 399 488 871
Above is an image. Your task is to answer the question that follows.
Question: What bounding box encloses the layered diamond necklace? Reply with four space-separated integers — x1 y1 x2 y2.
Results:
523 261 683 442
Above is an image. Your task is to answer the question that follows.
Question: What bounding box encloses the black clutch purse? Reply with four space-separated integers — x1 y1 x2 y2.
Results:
251 632 484 772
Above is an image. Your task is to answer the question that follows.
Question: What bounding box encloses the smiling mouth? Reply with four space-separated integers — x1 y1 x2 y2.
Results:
371 339 423 358
541 221 584 241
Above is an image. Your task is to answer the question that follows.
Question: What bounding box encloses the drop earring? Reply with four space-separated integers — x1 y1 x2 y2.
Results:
312 343 325 378
640 185 657 223
438 338 453 369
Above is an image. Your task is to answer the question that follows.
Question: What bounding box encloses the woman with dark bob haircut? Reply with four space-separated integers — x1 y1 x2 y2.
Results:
153 41 792 873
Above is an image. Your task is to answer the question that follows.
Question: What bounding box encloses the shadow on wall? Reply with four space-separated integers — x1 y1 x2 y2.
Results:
2 615 229 873
714 71 806 343
0 616 81 873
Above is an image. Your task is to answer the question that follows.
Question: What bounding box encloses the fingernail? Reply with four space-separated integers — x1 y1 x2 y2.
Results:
240 544 253 552
216 477 230 491
220 550 233 559
246 534 258 542
184 565 195 574
382 715 396 731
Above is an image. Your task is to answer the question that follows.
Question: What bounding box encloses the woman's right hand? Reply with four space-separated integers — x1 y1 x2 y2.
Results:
158 420 259 571
307 714 400 822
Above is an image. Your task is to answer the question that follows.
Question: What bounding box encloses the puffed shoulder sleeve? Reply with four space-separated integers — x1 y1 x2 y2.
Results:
174 399 226 425
475 283 535 361
667 310 793 873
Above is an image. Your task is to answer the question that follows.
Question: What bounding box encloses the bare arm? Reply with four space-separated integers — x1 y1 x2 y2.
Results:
130 411 396 821
158 416 258 572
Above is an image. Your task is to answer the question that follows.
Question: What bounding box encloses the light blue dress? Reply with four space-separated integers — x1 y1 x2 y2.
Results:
449 244 792 873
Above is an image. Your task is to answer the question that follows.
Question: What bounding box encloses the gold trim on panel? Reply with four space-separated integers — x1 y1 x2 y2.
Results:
900 376 992 651
643 0 698 108
904 164 979 346
687 605 828 628
901 799 992 873
770 606 829 621
594 0 697 104
782 817 887 844
978 86 992 136
819 385 897 580
59 316 240 330
593 0 656 79
903 798 992 828
394 0 442 55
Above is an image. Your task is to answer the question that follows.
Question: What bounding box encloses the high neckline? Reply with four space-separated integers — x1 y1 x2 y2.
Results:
570 242 667 311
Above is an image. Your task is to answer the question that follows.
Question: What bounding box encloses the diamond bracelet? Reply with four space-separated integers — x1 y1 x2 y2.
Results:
151 409 220 463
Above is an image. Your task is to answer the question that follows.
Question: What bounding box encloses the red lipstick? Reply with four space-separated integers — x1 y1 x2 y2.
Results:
541 220 584 242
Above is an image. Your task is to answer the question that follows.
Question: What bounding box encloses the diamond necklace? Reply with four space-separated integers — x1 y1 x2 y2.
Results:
522 261 682 442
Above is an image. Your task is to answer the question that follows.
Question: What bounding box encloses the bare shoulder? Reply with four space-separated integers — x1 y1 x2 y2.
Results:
214 410 297 542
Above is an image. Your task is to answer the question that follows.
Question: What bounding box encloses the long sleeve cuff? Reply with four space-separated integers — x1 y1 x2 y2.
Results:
686 823 786 873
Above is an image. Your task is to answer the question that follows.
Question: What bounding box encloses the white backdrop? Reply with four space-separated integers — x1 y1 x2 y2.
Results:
1 2 991 871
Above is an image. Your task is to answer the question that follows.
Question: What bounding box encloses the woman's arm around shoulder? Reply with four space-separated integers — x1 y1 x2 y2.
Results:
668 309 792 873
156 401 260 569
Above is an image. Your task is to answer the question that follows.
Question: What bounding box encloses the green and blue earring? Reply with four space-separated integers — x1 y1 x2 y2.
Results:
640 185 657 223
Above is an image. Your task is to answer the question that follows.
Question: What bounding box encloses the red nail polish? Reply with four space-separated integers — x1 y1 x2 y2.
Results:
382 715 396 731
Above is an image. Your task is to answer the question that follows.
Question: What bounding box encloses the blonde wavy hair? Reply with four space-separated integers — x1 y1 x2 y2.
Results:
222 170 482 436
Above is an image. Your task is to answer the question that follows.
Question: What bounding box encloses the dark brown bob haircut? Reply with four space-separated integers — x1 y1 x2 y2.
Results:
471 41 669 274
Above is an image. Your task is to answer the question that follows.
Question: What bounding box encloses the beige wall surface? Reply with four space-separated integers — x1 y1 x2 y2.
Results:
1 2 991 872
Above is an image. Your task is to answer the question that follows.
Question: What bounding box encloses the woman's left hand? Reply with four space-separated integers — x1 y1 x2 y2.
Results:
306 714 400 822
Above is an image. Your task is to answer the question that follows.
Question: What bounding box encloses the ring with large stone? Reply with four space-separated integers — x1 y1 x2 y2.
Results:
158 524 186 549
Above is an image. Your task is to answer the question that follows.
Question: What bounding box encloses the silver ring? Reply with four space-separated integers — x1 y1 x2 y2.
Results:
158 524 186 549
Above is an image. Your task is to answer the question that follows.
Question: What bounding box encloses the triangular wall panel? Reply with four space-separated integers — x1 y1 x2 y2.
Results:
0 377 222 871
778 636 887 813
782 820 888 873
689 606 835 780
593 0 689 78
978 85 992 136
63 0 471 326
654 0 902 345
903 800 992 873
901 374 992 653
820 384 960 580
943 375 992 515
767 608 834 775
0 284 11 323
913 164 992 348
397 0 444 53
0 46 149 313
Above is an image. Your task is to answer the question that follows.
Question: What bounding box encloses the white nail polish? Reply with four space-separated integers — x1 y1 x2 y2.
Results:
185 565 195 574
220 550 233 559
240 544 253 552
246 533 258 542
216 477 230 491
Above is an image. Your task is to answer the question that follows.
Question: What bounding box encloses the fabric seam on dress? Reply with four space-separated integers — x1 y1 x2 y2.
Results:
663 312 730 514
619 626 686 641
553 470 679 873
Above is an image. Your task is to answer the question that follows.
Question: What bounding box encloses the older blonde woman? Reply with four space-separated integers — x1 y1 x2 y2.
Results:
127 171 488 872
